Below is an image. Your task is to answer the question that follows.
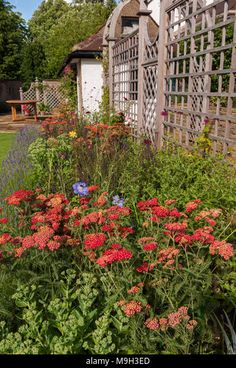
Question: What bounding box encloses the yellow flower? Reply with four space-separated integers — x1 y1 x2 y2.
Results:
69 131 77 138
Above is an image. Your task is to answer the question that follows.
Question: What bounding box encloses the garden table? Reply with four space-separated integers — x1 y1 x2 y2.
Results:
6 99 39 122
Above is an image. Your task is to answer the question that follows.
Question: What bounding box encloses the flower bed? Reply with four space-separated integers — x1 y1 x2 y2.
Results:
0 117 235 354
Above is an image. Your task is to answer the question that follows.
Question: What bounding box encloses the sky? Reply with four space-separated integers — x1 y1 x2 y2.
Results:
8 0 72 21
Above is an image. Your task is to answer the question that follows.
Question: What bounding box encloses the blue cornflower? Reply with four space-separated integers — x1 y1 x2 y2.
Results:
72 181 89 196
112 194 125 208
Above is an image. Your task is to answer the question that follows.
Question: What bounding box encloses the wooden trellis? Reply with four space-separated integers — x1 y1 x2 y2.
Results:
109 0 236 156
161 0 236 157
112 30 139 129
20 79 65 114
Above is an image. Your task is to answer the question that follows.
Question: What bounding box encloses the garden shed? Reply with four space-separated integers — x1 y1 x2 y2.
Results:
61 26 104 115
62 0 159 115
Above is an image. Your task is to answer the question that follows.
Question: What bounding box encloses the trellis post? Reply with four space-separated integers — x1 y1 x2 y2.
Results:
107 38 116 108
35 77 40 104
156 0 169 149
19 86 23 115
137 0 152 137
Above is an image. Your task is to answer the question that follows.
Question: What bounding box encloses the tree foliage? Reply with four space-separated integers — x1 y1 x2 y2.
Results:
0 0 26 80
44 2 115 77
20 0 116 81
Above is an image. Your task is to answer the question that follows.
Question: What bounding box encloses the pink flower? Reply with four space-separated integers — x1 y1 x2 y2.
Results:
144 317 159 330
123 300 142 317
209 240 234 260
185 200 201 213
164 222 188 232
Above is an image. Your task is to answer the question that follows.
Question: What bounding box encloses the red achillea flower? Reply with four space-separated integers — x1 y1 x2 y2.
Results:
137 198 158 211
167 312 181 328
111 243 122 249
0 233 11 245
80 197 91 205
159 317 168 330
101 222 116 233
88 185 99 192
47 194 68 207
93 192 108 207
96 247 133 267
123 300 142 317
52 222 60 231
175 234 193 246
144 317 159 330
66 237 79 246
106 206 131 216
138 237 156 245
31 212 45 226
22 235 35 249
0 218 8 224
128 282 144 295
0 207 3 212
84 233 106 250
163 259 175 269
117 300 126 306
73 219 80 226
167 306 189 328
47 240 60 251
178 306 189 315
108 213 119 220
209 240 234 260
195 208 222 221
151 206 169 218
165 199 177 206
192 229 215 244
36 194 47 202
119 226 135 238
205 218 216 226
136 262 154 273
164 221 188 232
185 200 201 213
33 227 54 250
81 211 106 226
169 208 183 218
5 189 33 205
15 247 24 257
187 320 198 330
143 242 157 251
157 247 179 264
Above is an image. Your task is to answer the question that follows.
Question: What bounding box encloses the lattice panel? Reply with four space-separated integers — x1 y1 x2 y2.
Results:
22 80 65 114
142 64 158 143
163 0 236 155
112 30 139 129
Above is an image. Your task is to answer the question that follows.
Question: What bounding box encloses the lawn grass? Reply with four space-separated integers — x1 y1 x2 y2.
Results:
0 133 16 167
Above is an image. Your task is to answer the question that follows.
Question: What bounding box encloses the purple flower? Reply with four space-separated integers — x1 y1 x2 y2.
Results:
73 181 89 196
144 139 152 146
112 195 125 208
161 110 168 117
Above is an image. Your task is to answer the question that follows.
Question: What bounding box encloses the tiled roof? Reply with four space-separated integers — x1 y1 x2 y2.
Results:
71 25 105 53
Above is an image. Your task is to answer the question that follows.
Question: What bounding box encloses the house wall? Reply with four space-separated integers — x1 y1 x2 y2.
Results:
79 59 103 113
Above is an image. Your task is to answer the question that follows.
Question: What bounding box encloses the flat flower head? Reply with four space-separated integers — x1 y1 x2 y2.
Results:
72 181 89 196
69 131 77 138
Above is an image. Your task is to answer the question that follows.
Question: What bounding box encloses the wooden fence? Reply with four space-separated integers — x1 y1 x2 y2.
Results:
110 0 236 156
